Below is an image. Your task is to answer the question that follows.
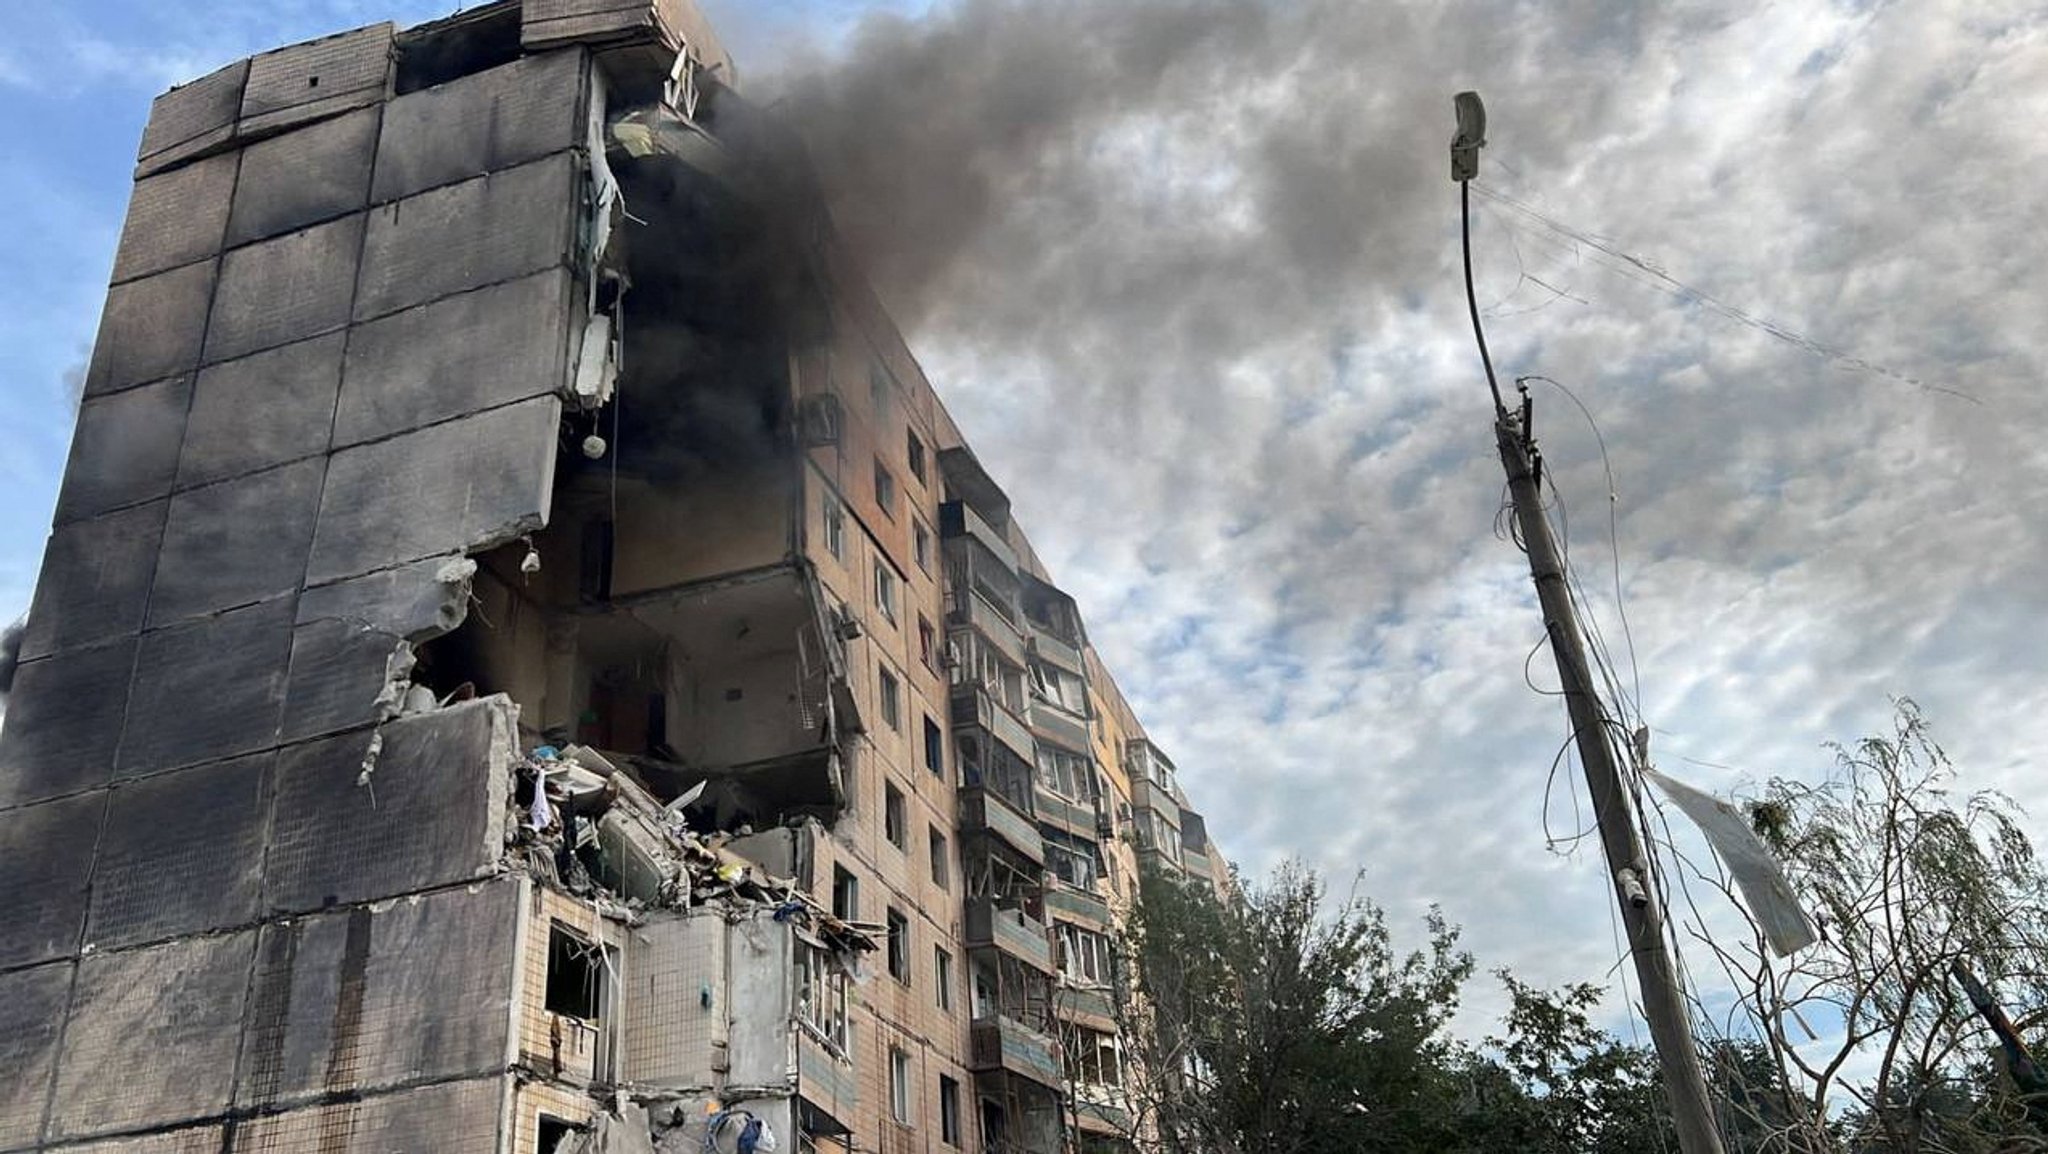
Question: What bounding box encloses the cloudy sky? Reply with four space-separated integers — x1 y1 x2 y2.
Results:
6 0 2047 1039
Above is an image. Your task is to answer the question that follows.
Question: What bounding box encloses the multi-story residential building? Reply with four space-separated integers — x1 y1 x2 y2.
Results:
0 4 1224 1154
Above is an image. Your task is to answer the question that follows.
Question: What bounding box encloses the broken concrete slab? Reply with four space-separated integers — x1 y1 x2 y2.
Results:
178 332 344 489
299 554 479 640
227 104 380 247
148 457 324 628
83 258 215 398
0 640 136 808
47 931 254 1141
110 150 237 284
523 0 736 84
136 59 247 178
21 499 167 660
240 23 395 139
0 790 104 969
55 375 191 524
335 270 576 447
353 153 577 321
86 752 273 950
0 962 72 1149
306 395 560 585
372 48 588 204
204 211 366 366
239 877 518 1106
117 595 294 778
232 1076 505 1153
264 697 513 914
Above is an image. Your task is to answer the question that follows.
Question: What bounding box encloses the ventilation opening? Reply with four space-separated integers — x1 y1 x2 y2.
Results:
393 1 524 95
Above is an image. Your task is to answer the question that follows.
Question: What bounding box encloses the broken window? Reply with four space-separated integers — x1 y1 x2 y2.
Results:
801 393 843 446
1057 923 1111 985
537 1116 579 1154
1035 746 1088 801
824 492 846 560
890 1047 913 1124
833 865 859 922
929 826 950 890
923 716 945 778
940 1076 963 1145
918 616 937 672
874 560 898 625
545 924 607 1021
885 780 907 849
887 908 910 984
935 946 954 1012
874 459 897 520
797 944 850 1052
907 431 927 484
1028 659 1088 715
1067 1029 1123 1088
879 666 901 731
913 520 933 573
1045 832 1098 891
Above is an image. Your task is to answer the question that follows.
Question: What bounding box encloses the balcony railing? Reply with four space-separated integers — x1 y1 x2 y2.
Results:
953 685 1035 765
959 785 1045 865
1044 883 1113 931
966 897 1055 973
953 589 1027 664
1027 699 1090 753
1028 629 1084 675
1054 983 1116 1030
970 1016 1063 1091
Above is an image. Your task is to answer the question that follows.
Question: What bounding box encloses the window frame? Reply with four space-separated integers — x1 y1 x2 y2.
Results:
874 458 897 520
884 780 907 849
887 907 911 984
879 665 902 731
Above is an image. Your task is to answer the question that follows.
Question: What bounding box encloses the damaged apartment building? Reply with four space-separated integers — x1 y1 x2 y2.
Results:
0 3 1230 1153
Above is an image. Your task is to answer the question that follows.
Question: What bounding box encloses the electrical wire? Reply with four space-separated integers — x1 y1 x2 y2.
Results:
1461 180 1507 415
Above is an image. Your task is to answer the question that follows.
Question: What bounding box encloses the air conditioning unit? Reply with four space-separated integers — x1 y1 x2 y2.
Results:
834 606 863 641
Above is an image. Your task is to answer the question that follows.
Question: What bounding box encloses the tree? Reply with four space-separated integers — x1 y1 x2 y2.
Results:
1685 700 2048 1152
1117 859 1476 1153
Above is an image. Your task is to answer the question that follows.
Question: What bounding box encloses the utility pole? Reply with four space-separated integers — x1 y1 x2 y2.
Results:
1453 92 1728 1154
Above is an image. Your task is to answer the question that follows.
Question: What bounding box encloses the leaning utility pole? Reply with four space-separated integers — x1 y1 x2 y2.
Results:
1452 93 1728 1154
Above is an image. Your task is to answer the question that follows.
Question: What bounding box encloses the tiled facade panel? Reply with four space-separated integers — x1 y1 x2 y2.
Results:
237 877 519 1107
0 963 72 1149
178 333 346 489
148 458 324 627
622 913 728 1088
117 595 296 777
83 258 215 398
47 932 256 1141
371 48 587 203
225 105 378 247
203 211 366 365
85 751 274 950
230 1076 503 1154
264 701 510 915
0 640 136 809
0 791 106 969
55 375 191 523
109 150 237 283
20 499 166 660
352 153 578 321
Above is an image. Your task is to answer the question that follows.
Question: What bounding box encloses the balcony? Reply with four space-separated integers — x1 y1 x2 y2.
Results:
970 1016 1062 1091
1027 699 1090 753
940 498 1018 574
1183 847 1215 881
1044 884 1112 932
966 897 1054 974
1028 628 1084 676
954 685 1035 764
959 785 1044 865
1032 786 1095 840
1054 983 1116 1032
1128 776 1181 823
954 588 1027 665
1073 1095 1133 1137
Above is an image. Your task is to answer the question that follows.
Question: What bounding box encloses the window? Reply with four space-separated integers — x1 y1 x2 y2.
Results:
823 492 845 560
913 520 932 572
885 781 907 849
918 617 937 672
939 1075 961 1145
887 908 910 983
890 1047 912 1124
934 946 954 1012
1035 746 1089 801
928 827 950 890
1046 832 1097 890
874 459 897 519
832 865 858 922
923 716 945 778
797 945 849 1052
1058 923 1111 985
538 1117 577 1154
907 430 927 483
879 666 902 731
545 925 605 1020
874 560 898 624
1028 659 1087 714
1068 1030 1123 1088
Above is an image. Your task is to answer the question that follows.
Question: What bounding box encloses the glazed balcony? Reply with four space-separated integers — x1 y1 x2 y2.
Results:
965 897 1055 974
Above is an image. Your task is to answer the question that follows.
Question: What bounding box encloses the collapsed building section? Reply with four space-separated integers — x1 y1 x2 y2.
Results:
0 3 1229 1152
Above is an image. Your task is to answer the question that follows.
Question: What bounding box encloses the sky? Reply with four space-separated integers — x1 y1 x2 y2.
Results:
6 0 2048 1044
